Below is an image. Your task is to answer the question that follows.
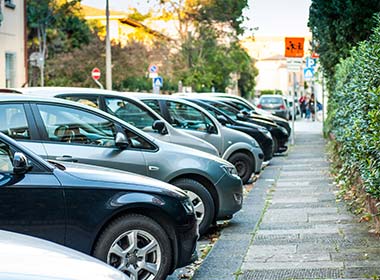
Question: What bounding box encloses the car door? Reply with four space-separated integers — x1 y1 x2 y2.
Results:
30 102 148 175
0 139 65 244
162 100 223 153
0 103 47 157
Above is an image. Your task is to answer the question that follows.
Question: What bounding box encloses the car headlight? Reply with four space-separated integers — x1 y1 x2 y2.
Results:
258 127 271 137
181 198 194 215
280 126 288 136
251 138 260 148
222 165 238 176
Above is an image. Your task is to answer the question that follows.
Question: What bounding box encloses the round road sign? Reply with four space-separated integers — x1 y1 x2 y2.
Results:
91 68 101 81
148 64 158 73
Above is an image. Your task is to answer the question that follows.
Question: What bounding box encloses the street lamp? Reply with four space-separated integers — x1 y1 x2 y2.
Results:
106 0 112 89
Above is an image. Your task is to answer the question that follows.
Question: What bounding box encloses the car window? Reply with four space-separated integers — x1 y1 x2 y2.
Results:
124 129 156 150
141 99 161 115
260 97 283 105
0 104 31 140
166 101 216 132
0 142 13 173
105 97 157 131
37 104 116 147
60 95 99 108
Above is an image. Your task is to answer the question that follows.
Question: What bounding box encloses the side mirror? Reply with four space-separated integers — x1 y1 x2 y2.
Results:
236 112 245 120
240 109 249 116
115 132 129 150
206 124 217 134
152 120 168 135
13 152 31 175
216 115 228 125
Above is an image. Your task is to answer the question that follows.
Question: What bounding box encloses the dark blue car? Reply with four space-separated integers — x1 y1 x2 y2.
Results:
0 132 198 280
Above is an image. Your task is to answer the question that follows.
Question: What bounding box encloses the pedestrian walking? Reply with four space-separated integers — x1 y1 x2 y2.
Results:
308 93 316 121
299 95 307 118
305 95 310 119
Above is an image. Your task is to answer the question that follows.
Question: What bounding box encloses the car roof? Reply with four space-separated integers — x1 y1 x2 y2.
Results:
8 87 119 97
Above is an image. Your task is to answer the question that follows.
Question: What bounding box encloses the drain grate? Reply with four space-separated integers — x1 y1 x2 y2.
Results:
240 268 343 280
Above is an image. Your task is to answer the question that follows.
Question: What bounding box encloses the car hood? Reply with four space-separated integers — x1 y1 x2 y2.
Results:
0 230 127 280
52 161 187 198
241 115 278 128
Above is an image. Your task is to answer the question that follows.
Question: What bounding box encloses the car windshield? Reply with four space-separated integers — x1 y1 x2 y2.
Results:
260 97 283 105
205 101 238 120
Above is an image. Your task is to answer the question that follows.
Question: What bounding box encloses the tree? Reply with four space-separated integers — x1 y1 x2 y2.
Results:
27 0 91 86
308 0 380 87
156 0 257 94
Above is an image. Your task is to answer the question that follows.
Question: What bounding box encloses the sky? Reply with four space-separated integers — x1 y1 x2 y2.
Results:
81 0 312 37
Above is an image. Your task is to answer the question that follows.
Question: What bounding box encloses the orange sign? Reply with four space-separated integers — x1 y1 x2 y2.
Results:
285 37 305 58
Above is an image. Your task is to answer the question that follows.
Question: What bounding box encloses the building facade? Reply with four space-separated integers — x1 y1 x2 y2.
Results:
0 0 26 88
241 35 312 97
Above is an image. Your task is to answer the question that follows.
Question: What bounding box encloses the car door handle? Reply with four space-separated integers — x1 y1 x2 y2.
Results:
55 155 78 163
148 166 159 171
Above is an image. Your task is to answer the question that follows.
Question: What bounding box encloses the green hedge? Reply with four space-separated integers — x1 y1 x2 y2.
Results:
327 18 380 199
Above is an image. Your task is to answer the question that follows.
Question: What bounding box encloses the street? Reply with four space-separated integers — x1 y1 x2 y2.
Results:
183 119 380 280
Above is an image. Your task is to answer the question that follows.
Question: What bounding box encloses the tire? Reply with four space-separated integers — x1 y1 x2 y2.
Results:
172 178 214 235
228 152 254 184
93 214 172 280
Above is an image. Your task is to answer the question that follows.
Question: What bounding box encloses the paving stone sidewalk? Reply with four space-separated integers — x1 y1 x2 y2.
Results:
193 120 380 280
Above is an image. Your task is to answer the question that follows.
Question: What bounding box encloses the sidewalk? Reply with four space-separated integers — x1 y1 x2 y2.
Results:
192 119 380 280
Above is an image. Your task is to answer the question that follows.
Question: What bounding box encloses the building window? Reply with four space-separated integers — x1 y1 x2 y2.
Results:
5 53 16 88
5 0 16 9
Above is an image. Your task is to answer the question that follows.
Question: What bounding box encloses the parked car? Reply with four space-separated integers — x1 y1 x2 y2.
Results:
0 230 128 280
0 94 242 235
181 97 274 161
284 95 300 120
196 93 291 135
0 132 198 280
193 97 289 154
257 95 290 120
132 94 264 184
12 87 219 157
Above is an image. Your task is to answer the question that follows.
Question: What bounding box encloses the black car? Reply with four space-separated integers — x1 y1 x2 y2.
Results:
195 98 289 154
217 97 292 135
0 132 198 280
183 98 274 161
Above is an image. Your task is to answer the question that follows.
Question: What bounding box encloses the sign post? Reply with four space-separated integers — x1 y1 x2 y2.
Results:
148 64 161 94
91 68 104 89
285 37 304 146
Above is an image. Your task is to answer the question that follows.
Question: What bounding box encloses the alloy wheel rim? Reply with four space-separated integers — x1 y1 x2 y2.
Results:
107 230 161 280
185 190 205 225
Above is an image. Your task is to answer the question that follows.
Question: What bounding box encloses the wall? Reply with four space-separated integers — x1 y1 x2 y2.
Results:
0 0 26 88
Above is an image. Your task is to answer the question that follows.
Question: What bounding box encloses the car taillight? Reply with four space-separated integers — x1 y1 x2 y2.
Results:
280 105 286 110
257 104 262 108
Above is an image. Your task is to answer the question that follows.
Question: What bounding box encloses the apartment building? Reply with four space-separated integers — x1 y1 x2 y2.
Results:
0 0 26 88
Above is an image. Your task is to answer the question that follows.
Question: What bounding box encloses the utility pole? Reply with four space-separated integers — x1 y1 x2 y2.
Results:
105 0 112 90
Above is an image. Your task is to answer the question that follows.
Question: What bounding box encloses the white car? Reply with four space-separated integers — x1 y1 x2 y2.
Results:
0 230 127 280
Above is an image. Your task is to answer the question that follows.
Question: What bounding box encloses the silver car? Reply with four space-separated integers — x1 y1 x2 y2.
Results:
15 87 219 156
0 94 242 235
0 230 127 280
132 94 264 184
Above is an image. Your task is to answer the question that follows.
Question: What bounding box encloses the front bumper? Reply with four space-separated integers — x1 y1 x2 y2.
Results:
251 146 264 174
214 173 243 220
174 214 199 269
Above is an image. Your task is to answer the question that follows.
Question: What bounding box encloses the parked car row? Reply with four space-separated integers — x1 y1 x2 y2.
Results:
0 87 290 280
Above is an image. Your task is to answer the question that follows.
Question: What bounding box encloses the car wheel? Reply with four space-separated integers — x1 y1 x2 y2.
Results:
172 178 215 235
93 214 172 280
228 152 254 184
